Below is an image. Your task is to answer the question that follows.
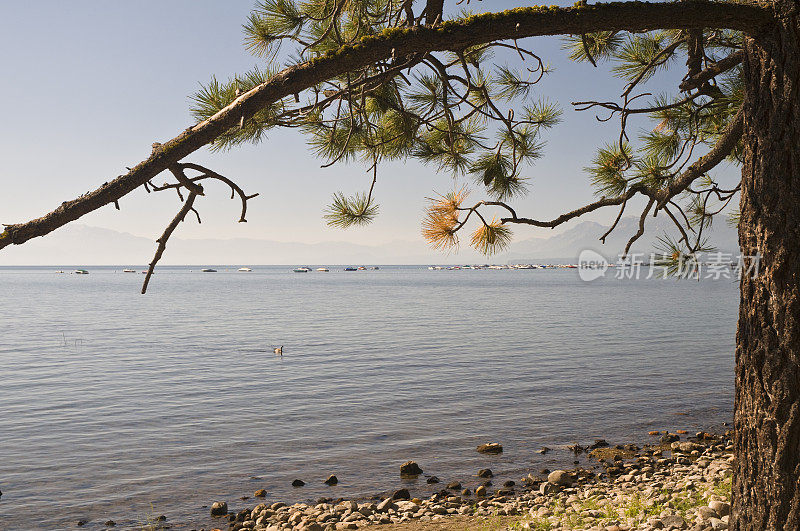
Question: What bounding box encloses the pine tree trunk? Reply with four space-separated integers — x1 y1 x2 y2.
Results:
734 5 800 529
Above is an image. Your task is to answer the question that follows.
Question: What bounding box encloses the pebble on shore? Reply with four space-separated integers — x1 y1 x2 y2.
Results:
227 430 735 531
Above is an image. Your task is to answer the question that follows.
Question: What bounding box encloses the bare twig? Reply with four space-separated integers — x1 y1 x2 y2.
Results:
141 191 199 294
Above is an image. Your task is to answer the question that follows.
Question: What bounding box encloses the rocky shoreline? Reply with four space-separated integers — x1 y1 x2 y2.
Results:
204 430 734 531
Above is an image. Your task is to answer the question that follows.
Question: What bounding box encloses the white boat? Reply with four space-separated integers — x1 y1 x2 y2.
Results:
316 267 329 272
75 269 89 275
122 269 136 273
293 267 310 273
238 267 252 272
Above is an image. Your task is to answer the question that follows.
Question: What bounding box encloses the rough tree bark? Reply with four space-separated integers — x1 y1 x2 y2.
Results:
735 2 800 529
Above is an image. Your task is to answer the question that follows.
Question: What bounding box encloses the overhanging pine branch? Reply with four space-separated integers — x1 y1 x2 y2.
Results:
499 107 744 232
0 1 771 251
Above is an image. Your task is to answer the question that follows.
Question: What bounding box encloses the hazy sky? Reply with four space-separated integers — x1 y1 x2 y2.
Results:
0 1 740 260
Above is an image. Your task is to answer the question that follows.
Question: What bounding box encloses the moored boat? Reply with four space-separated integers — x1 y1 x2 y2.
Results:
238 267 252 272
316 267 329 272
75 269 89 275
293 267 310 273
201 268 217 272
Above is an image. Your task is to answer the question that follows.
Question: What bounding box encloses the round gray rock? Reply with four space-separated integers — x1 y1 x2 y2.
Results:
547 470 574 486
210 501 228 517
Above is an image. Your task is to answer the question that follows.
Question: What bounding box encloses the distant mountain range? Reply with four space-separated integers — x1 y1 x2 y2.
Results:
504 216 739 262
0 217 738 265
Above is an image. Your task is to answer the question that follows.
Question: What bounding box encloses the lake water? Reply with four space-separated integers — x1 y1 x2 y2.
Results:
0 266 738 530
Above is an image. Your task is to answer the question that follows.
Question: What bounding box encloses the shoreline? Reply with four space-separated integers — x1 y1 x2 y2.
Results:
207 430 733 531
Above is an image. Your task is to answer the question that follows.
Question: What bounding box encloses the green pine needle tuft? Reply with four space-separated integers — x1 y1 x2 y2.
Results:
324 192 379 228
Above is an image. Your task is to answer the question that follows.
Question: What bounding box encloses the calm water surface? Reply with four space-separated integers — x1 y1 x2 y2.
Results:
0 266 737 530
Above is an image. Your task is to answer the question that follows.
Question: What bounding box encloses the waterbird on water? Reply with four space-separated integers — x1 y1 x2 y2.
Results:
274 346 283 355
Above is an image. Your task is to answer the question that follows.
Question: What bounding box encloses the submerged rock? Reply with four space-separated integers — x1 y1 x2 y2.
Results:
475 485 487 497
399 461 423 476
426 476 440 484
254 489 267 497
567 443 585 454
477 468 493 478
324 475 339 485
210 501 228 517
477 442 503 454
446 481 461 490
292 479 305 487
